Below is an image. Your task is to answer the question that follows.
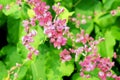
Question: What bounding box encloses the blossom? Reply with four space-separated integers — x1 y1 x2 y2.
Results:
79 53 116 79
52 3 64 15
22 19 39 59
0 4 3 10
110 10 117 16
60 49 72 62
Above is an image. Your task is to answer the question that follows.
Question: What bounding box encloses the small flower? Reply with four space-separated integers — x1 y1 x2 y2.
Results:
81 19 86 24
6 5 10 10
110 10 117 16
88 16 92 19
0 4 3 10
98 71 106 80
52 3 64 15
60 49 71 62
113 52 117 59
14 73 18 78
34 50 39 55
27 52 32 60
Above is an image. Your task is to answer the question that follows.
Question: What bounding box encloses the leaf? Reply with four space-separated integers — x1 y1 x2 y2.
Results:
17 63 29 80
81 20 94 34
75 0 101 14
71 73 100 80
94 13 117 28
0 0 16 5
61 0 73 10
30 44 74 80
59 6 74 23
3 4 21 19
111 26 120 40
0 61 7 80
98 30 116 58
7 16 20 44
59 62 74 76
103 0 115 10
111 0 120 9
31 54 46 80
27 9 35 18
0 11 6 27
3 45 22 68
20 2 29 20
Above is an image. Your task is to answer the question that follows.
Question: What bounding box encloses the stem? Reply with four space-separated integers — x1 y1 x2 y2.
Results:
72 0 81 8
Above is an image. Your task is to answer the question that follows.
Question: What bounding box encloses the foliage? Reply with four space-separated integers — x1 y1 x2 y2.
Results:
0 0 120 80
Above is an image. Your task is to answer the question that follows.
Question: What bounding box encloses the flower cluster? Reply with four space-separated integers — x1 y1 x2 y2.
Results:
22 1 120 79
60 29 120 80
22 20 39 59
60 49 71 62
73 29 104 60
27 0 69 49
70 14 92 28
79 53 120 80
44 19 69 49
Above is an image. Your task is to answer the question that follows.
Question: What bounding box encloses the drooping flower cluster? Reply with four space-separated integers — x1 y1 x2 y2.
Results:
44 18 69 49
60 29 120 80
73 29 104 60
60 29 104 62
22 20 39 59
27 0 69 49
79 53 120 80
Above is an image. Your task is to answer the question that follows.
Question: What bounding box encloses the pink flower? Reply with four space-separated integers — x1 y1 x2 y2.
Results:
60 49 71 62
6 5 10 10
113 52 117 59
98 71 106 80
81 19 86 24
34 50 39 55
16 0 22 5
27 52 32 60
52 3 64 15
0 4 3 10
110 10 117 16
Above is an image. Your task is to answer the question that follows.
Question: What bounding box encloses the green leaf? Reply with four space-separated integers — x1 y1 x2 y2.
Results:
3 4 21 19
0 45 22 70
31 54 46 80
27 9 35 18
59 62 74 76
71 73 100 80
59 6 74 23
30 44 74 80
111 0 120 9
0 11 6 28
111 26 120 40
20 2 29 19
0 0 16 5
17 65 28 80
98 30 116 58
103 0 115 10
0 61 7 80
81 20 94 34
94 13 117 28
7 17 20 44
61 0 73 10
75 0 101 15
